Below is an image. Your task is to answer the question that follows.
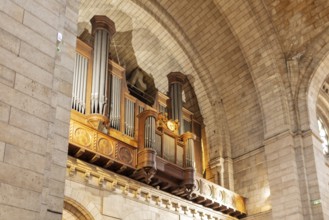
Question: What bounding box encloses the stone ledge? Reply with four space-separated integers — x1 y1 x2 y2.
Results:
66 156 239 220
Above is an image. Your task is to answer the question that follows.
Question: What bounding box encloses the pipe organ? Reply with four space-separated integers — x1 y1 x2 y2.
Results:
90 16 115 115
68 15 246 219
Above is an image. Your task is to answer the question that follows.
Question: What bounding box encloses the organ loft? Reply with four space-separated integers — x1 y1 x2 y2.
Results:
2 1 329 219
69 15 246 218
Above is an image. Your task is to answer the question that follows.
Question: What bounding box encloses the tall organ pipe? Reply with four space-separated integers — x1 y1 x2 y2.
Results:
90 15 116 116
124 99 135 137
82 56 87 113
186 138 195 167
71 53 88 114
144 117 155 148
110 76 121 130
167 72 186 134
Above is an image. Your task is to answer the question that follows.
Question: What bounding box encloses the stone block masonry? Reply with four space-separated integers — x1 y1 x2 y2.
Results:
0 0 79 219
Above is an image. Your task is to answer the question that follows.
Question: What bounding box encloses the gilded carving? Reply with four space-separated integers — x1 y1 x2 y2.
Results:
97 138 114 156
74 128 92 147
118 147 133 164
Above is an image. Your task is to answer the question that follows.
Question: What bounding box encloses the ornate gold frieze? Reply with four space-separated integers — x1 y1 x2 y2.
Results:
69 116 137 168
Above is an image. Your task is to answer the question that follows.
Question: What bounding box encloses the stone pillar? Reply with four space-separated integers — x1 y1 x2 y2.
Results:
167 72 186 134
264 131 304 219
90 15 116 116
209 157 234 190
301 131 329 219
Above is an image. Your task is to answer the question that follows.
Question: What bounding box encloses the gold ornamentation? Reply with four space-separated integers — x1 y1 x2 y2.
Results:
97 138 114 156
167 120 176 131
157 112 168 128
118 147 133 164
74 128 91 147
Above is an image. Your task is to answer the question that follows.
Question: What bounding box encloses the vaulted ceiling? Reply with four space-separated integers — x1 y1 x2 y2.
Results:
78 0 329 158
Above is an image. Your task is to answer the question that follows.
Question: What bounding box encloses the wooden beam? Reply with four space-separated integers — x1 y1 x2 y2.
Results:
215 205 227 212
171 187 185 195
203 199 213 207
222 207 234 214
74 148 85 157
194 196 206 204
89 154 100 163
150 178 161 187
161 182 171 190
117 165 127 174
104 160 114 168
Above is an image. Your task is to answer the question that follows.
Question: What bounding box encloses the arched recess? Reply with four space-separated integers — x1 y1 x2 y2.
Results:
64 185 102 220
297 27 329 132
306 53 329 134
129 0 233 173
78 0 230 164
213 0 291 139
63 197 94 220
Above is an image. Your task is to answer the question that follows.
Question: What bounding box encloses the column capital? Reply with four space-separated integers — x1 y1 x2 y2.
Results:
167 72 186 85
90 15 116 37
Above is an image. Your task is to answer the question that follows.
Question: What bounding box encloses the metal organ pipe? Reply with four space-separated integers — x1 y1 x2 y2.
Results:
110 76 121 130
77 54 83 112
167 72 186 134
92 30 108 114
186 138 195 168
71 53 78 110
90 15 116 116
124 99 135 137
144 117 155 148
82 55 87 113
71 53 88 114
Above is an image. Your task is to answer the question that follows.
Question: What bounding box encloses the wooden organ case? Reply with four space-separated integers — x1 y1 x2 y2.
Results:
69 15 247 219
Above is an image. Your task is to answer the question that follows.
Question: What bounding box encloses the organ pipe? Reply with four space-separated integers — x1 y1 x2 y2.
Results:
72 53 88 114
182 132 196 168
90 15 116 115
110 76 121 130
124 98 134 137
167 72 186 134
186 138 195 167
145 117 155 148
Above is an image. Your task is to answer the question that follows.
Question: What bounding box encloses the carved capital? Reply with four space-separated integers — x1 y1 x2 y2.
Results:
167 72 186 85
90 15 116 37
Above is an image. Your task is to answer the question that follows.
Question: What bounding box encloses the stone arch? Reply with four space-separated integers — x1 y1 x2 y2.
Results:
78 0 229 163
64 186 102 220
307 53 329 133
128 0 228 159
297 27 329 132
63 197 94 220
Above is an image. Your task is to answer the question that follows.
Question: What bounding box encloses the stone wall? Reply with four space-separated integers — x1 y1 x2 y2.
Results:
0 0 79 219
233 148 271 219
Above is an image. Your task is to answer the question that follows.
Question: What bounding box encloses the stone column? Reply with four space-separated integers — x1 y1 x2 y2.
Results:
264 131 304 219
167 72 186 134
300 130 329 219
90 15 116 116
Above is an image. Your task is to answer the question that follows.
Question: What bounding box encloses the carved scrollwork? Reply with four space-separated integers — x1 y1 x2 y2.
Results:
141 167 156 184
